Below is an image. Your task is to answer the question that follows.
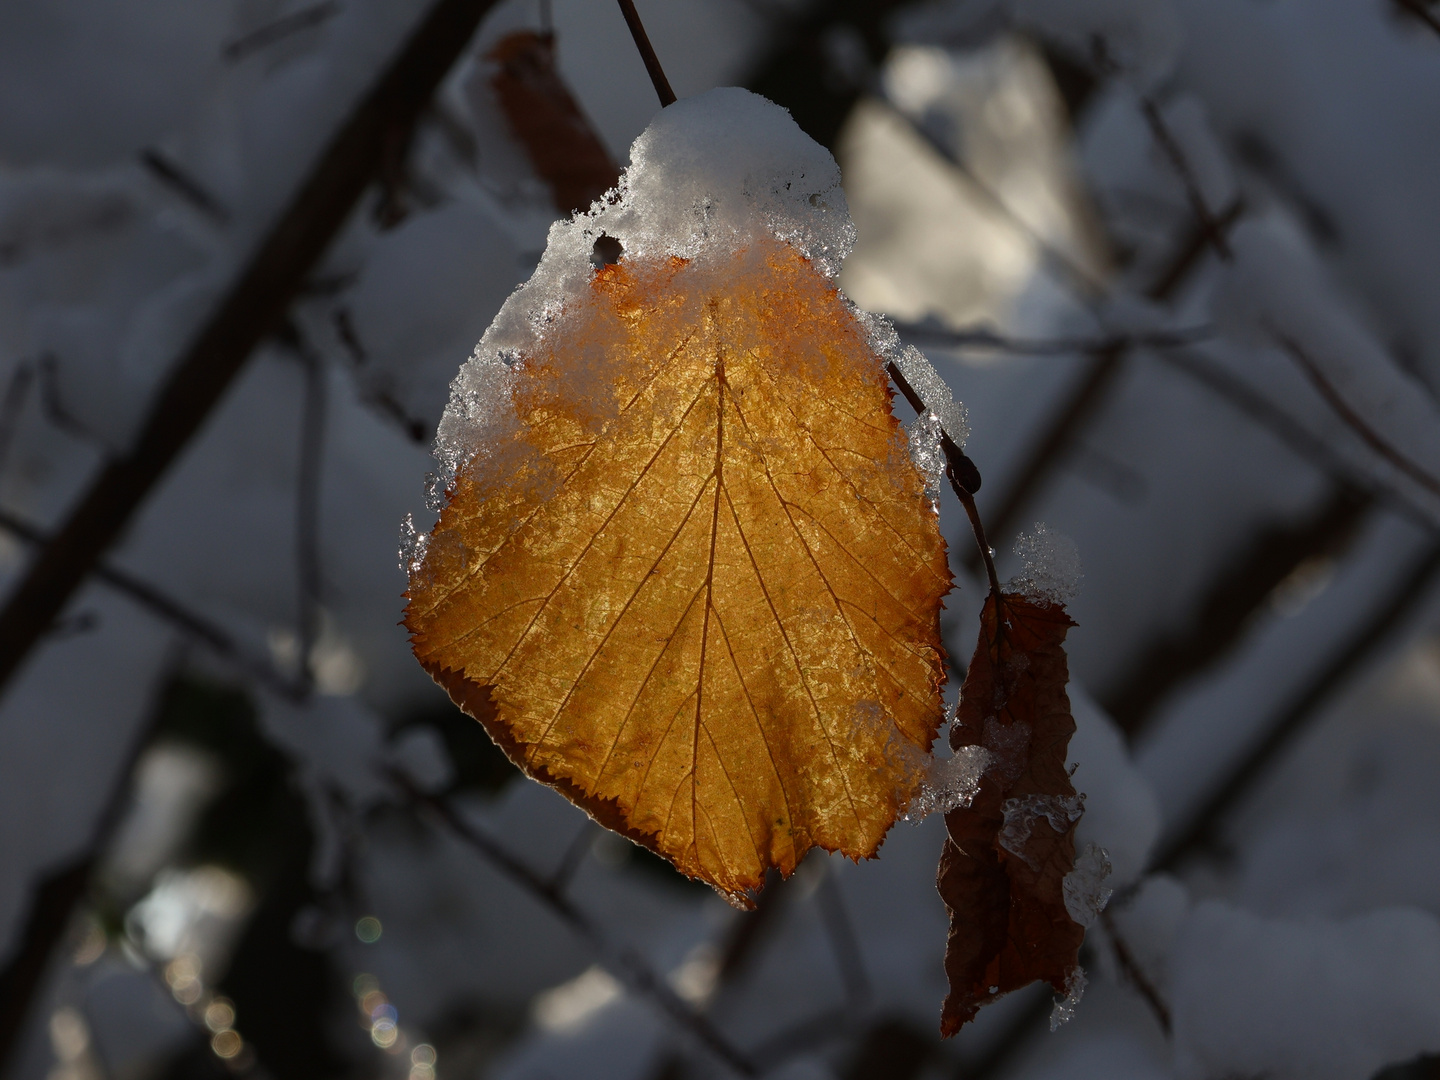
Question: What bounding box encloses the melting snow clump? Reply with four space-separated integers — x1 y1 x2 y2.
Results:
1008 523 1082 604
1049 965 1087 1030
999 793 1085 865
397 512 428 575
1062 841 1113 927
431 87 862 498
906 744 993 820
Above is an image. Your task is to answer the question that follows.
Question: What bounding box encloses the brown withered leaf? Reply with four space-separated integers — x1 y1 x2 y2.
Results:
405 237 952 906
938 591 1084 1035
487 31 619 215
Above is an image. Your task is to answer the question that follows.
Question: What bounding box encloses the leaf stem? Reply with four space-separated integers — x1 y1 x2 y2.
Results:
884 359 1001 596
957 485 1002 597
615 0 676 107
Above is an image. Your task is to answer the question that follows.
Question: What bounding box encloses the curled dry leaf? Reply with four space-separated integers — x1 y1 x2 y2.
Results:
939 591 1085 1034
405 236 951 906
486 31 619 216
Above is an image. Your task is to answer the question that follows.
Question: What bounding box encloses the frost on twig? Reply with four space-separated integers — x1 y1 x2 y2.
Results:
905 409 947 504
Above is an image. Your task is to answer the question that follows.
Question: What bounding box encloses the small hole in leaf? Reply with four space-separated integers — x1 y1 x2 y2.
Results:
591 234 623 268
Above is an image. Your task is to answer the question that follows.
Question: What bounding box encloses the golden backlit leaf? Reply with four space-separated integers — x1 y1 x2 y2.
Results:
405 236 952 905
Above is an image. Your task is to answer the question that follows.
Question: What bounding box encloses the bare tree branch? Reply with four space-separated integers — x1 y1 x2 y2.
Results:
0 0 504 701
390 771 759 1076
0 507 306 701
1153 538 1440 871
1273 331 1440 501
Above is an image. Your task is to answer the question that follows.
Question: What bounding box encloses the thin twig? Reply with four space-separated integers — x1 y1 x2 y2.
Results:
814 867 871 1011
957 486 1001 597
1099 908 1171 1035
1154 346 1438 533
37 353 106 447
1138 98 1232 263
548 821 597 893
616 0 677 107
224 0 343 61
1272 331 1440 501
0 0 505 702
1146 199 1244 302
390 770 758 1076
875 95 1108 303
286 327 328 689
964 342 1128 578
139 148 231 224
893 322 1213 357
0 362 35 478
0 507 307 701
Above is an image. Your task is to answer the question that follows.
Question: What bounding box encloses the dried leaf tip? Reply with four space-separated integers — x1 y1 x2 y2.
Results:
938 591 1087 1035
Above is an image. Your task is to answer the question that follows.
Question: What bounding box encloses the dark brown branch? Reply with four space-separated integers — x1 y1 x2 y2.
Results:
616 0 677 107
0 0 503 702
1273 332 1440 501
1393 0 1440 38
951 190 1245 578
1153 346 1439 532
1153 538 1440 871
390 771 758 1076
139 148 230 224
1145 199 1243 301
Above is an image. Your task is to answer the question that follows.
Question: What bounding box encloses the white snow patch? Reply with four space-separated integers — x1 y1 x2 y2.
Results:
906 743 993 820
1063 842 1113 928
433 87 860 497
1067 684 1160 888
